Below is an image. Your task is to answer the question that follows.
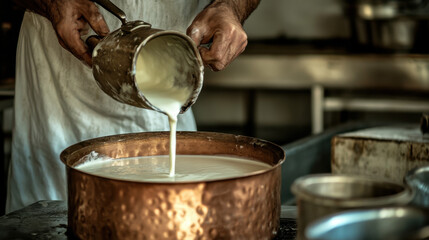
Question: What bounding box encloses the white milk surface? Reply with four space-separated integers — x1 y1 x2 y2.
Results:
75 155 272 182
135 35 195 177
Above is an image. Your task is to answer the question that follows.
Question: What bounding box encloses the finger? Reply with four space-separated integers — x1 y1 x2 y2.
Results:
200 31 232 71
200 49 230 72
77 18 90 35
58 22 92 66
57 33 92 66
76 17 86 29
79 25 90 35
187 26 203 46
205 25 248 71
57 37 69 52
81 2 109 36
198 48 215 71
187 20 215 47
81 52 93 66
232 39 247 60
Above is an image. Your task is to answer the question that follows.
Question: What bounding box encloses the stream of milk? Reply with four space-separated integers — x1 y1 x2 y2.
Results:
134 35 194 177
78 35 272 181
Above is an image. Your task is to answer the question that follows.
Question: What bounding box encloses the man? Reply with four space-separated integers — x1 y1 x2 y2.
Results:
7 0 260 213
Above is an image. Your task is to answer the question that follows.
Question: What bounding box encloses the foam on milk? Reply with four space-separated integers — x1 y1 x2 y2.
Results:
76 154 272 182
135 35 195 177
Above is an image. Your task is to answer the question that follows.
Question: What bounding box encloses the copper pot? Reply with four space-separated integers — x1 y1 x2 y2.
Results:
60 132 285 240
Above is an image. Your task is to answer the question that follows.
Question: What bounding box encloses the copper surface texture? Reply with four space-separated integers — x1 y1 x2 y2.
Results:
60 131 285 240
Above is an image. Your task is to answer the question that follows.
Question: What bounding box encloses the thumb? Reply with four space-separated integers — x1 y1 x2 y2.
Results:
82 2 110 36
187 26 203 46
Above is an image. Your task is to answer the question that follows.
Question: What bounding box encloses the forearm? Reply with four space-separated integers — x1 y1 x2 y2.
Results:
209 0 261 24
13 0 51 18
14 0 109 66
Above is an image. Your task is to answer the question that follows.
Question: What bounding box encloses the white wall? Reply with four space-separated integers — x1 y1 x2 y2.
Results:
244 0 349 39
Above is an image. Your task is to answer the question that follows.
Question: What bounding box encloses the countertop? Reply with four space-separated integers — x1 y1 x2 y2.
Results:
0 201 68 239
204 53 429 92
0 201 297 240
3 52 429 93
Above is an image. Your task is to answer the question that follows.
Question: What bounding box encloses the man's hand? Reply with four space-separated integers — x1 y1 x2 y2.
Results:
187 0 260 71
47 0 109 66
14 0 110 66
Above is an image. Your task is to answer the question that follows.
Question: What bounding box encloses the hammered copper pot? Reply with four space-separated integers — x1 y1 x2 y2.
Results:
60 131 285 240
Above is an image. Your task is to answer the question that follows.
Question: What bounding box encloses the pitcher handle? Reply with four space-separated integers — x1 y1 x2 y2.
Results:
90 0 128 25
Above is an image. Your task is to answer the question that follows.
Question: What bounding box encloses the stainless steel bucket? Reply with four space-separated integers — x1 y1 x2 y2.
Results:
406 165 429 207
88 0 204 114
60 132 285 240
291 174 413 240
306 207 429 240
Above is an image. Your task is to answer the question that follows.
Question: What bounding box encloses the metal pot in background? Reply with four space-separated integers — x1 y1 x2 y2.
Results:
291 174 413 240
406 165 429 207
352 0 429 20
60 132 285 240
306 207 429 240
353 18 424 52
343 0 429 53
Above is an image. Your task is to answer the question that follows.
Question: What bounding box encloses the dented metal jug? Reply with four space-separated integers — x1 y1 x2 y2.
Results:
87 0 204 114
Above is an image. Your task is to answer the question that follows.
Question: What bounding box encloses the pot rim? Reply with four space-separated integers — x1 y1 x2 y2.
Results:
291 173 413 207
405 165 429 181
60 131 286 184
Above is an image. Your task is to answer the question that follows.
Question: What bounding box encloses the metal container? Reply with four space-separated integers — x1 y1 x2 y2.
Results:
343 0 429 52
306 207 429 240
89 0 204 114
353 18 420 52
60 132 285 240
331 125 429 185
406 165 429 207
291 174 413 240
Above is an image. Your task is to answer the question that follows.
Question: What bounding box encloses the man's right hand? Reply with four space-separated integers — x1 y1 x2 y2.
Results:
46 0 110 66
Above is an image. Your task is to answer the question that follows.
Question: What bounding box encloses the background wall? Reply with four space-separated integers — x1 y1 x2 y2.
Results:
244 0 349 39
1 0 429 215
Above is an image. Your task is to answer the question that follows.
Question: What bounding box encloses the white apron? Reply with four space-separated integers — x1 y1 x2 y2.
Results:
7 0 208 213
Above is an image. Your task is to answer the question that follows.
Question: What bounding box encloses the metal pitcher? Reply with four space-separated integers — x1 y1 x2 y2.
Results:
87 0 204 114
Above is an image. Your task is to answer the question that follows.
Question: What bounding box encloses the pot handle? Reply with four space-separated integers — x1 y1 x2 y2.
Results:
86 35 103 54
86 0 128 54
90 0 128 25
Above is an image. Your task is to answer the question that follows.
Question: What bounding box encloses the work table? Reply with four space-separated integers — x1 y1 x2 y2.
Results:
0 201 67 239
0 201 297 240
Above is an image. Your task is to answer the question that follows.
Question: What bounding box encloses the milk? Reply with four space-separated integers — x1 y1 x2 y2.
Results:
135 35 195 177
76 155 272 182
110 35 266 182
